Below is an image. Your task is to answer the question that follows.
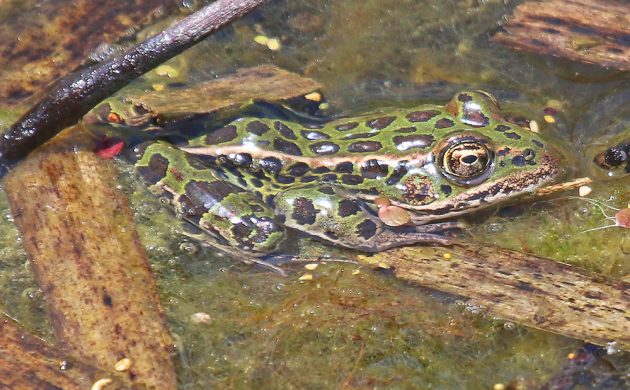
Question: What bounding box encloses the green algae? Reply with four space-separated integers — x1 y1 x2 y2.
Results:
0 0 629 388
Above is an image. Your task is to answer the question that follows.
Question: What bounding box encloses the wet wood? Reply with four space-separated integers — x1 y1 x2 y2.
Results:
493 0 630 71
4 127 177 389
128 65 322 120
0 0 269 162
0 0 167 108
367 241 630 350
0 317 133 390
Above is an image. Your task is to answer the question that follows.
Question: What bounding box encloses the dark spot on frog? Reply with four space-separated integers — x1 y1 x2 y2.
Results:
300 175 318 183
394 126 416 133
495 125 510 132
532 139 544 148
276 175 295 184
356 219 377 239
338 199 361 217
136 153 169 185
335 161 354 173
312 166 330 174
185 181 243 206
303 123 324 129
205 125 238 145
237 177 248 187
301 130 330 140
254 191 263 200
497 147 511 157
385 163 408 186
342 174 364 185
250 178 263 188
511 156 527 166
185 153 213 170
287 162 310 176
318 186 335 195
361 159 389 179
336 122 359 131
348 141 382 153
260 156 283 175
246 120 270 135
504 132 521 140
366 116 396 129
310 141 340 155
341 132 378 140
292 197 318 225
440 184 452 196
321 173 338 182
265 195 276 207
522 148 536 161
406 110 440 123
103 294 113 307
434 118 454 129
393 134 434 151
274 138 303 156
274 121 297 139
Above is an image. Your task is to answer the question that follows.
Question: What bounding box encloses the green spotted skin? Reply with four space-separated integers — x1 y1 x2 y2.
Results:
132 91 563 254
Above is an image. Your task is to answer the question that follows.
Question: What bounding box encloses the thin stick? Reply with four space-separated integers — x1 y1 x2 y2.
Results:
0 0 269 163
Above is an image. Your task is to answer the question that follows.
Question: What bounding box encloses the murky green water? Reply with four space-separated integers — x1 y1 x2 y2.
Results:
1 0 629 388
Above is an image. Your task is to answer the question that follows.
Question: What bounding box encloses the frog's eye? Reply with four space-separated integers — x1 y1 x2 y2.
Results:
438 140 494 186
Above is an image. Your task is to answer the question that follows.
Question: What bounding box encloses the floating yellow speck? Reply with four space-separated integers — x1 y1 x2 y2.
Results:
567 352 576 359
377 262 390 269
578 185 592 197
304 91 322 102
155 65 179 78
304 263 318 271
267 38 281 51
351 269 360 275
443 252 452 260
254 35 269 45
529 120 540 133
493 384 505 390
298 273 313 281
114 358 132 372
543 115 556 123
91 378 113 390
319 102 329 110
152 83 165 91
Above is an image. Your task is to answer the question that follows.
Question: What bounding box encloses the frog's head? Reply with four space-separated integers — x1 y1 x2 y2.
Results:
385 91 565 222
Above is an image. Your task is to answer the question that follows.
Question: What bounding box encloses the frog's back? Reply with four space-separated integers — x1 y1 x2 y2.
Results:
183 105 452 159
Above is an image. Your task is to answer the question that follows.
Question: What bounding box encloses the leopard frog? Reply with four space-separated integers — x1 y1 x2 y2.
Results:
126 91 563 256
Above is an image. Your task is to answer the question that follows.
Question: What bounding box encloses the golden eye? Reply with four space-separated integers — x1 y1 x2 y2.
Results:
439 140 494 186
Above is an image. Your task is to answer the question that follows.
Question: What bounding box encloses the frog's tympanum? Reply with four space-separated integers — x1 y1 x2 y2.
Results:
126 91 563 256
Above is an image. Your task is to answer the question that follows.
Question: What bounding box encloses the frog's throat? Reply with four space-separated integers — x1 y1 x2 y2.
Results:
400 153 561 223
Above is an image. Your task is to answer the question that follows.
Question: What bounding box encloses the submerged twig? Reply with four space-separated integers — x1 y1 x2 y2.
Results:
0 0 269 163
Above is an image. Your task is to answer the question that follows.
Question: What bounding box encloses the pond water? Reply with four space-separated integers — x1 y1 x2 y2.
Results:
0 0 628 388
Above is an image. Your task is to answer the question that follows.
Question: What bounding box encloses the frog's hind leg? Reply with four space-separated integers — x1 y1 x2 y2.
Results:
274 185 453 252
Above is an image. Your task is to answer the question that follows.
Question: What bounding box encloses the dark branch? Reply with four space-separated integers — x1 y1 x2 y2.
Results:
0 0 269 162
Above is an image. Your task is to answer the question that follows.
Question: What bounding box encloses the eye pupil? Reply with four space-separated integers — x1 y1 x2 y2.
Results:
461 155 478 165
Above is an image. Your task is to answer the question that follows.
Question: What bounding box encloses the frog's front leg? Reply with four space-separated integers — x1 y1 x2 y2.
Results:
274 185 451 252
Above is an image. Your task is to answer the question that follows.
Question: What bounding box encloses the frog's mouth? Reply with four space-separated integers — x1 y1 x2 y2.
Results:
398 152 562 224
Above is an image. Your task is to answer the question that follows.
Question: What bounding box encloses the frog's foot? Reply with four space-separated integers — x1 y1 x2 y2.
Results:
275 185 455 253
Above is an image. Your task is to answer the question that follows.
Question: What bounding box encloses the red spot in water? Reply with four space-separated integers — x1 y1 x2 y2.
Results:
94 137 124 159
